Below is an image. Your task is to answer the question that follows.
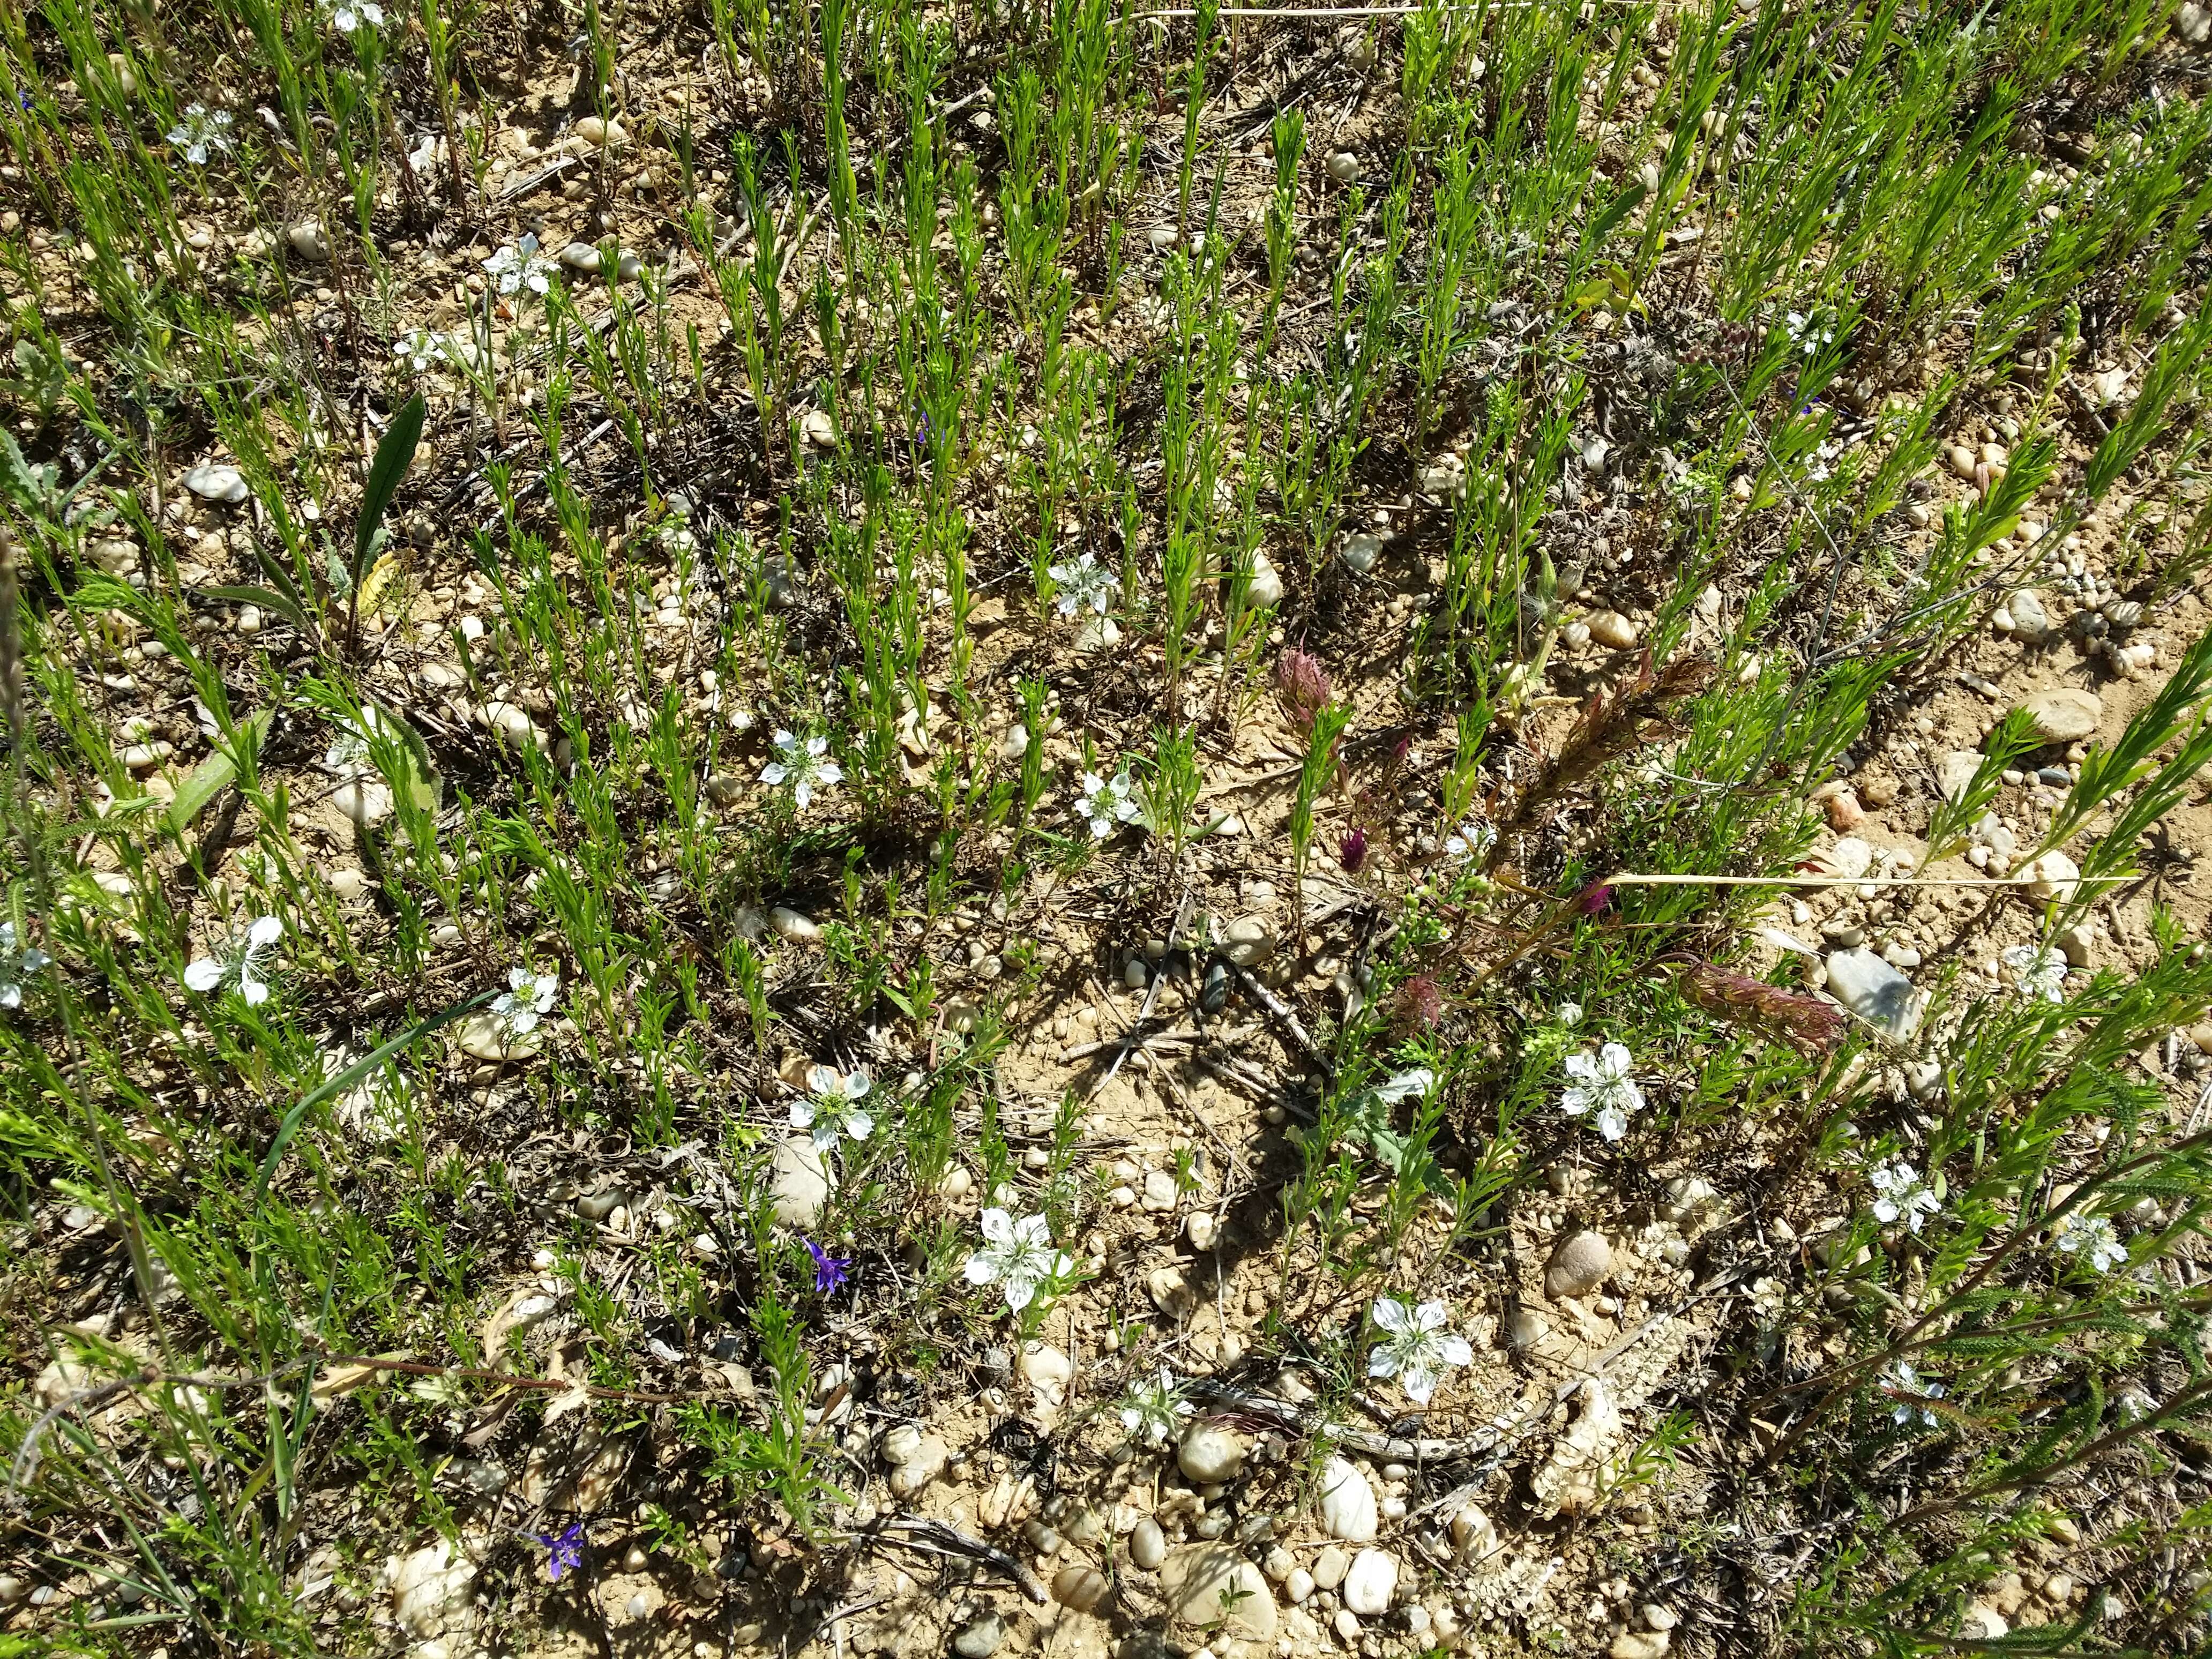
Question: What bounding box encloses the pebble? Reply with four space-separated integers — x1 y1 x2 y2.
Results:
1130 1518 1167 1571
1286 1567 1314 1603
1184 1210 1218 1250
1246 550 1284 606
769 1137 828 1227
887 1435 950 1498
1141 1169 1180 1212
1162 1546 1276 1642
559 241 602 274
1341 532 1383 574
1334 1609 1361 1640
1545 1229 1613 1299
1312 1545 1351 1590
1325 150 1359 182
1588 609 1639 650
574 115 627 147
1823 788 1864 832
1451 1504 1499 1562
1020 1342 1072 1394
802 408 838 448
183 463 249 504
2006 588 2051 642
953 1612 1007 1657
2026 849 2080 901
1050 1565 1107 1611
1825 948 1921 1040
2020 687 2102 743
286 219 330 260
1222 915 1275 967
1610 1634 1671 1659
1318 1456 1378 1542
1938 750 1982 802
1342 1550 1397 1616
335 780 393 828
1123 958 1149 989
1177 1424 1246 1483
771 906 819 942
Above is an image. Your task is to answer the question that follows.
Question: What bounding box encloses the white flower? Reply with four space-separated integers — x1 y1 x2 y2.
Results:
1557 1002 1583 1027
1076 768 1141 839
0 921 51 1010
760 730 841 810
393 328 443 374
2004 943 2069 1003
1868 1159 1941 1235
1047 550 1114 616
167 103 236 165
792 1064 873 1155
321 0 384 32
484 233 555 298
183 915 284 1006
2055 1211 2127 1273
1885 1361 1944 1428
1784 309 1836 355
1444 821 1494 864
963 1208 1072 1314
1367 1297 1474 1407
492 965 559 1034
1368 1068 1434 1106
1560 1042 1643 1141
1118 1369 1191 1445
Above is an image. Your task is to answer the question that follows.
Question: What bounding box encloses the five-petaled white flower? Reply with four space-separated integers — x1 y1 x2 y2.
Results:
167 103 236 165
393 329 443 374
1560 1042 1643 1142
1443 820 1494 864
2055 1210 2127 1273
1557 1002 1583 1027
1868 1159 1940 1234
963 1208 1071 1314
792 1064 873 1155
1077 768 1142 840
1367 1297 1474 1407
321 0 384 31
1784 310 1836 355
493 966 559 1034
1 921 51 1010
484 233 556 298
1885 1361 1944 1428
760 730 841 810
1047 550 1114 617
1118 1368 1192 1445
184 915 284 1005
2004 943 2069 1004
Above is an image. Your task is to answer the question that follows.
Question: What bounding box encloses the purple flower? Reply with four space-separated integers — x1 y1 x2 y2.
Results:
1340 828 1368 873
1575 881 1615 916
535 1522 586 1581
806 1238 850 1294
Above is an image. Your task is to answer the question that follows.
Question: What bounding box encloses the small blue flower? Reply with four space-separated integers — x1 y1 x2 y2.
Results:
914 409 932 447
806 1238 850 1294
534 1522 586 1581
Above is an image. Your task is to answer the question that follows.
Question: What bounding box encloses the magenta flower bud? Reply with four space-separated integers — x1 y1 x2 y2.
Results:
1340 828 1369 873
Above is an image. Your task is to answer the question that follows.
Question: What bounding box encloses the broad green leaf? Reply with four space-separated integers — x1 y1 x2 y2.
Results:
167 708 272 833
356 393 425 580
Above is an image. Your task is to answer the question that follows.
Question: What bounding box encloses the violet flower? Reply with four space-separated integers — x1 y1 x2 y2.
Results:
806 1238 850 1294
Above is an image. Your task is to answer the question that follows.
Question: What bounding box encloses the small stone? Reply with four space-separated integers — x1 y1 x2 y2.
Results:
1052 1566 1108 1612
802 408 839 448
1184 1210 1219 1250
457 1011 539 1063
481 700 538 751
1824 788 1864 832
1020 1342 1072 1396
1643 1605 1679 1632
1545 1230 1613 1299
1263 1547 1296 1582
1312 1546 1351 1590
286 219 330 260
1825 836 1873 881
2180 0 2210 42
1610 1634 1671 1659
2007 589 2051 642
326 865 370 902
1341 1551 1397 1616
1123 958 1149 989
1341 533 1382 574
1939 751 1983 802
2056 922 2094 967
1962 1604 2008 1641
769 1137 828 1228
2026 849 2081 902
1162 1546 1276 1642
1286 1568 1314 1603
1333 1609 1361 1641
183 463 249 504
574 115 627 147
1450 1505 1499 1562
771 906 819 942
887 1441 951 1501
2020 687 2102 743
1246 550 1284 607
1825 948 1922 1041
335 780 393 828
1318 1456 1378 1542
1325 150 1359 182
1147 1265 1196 1318
559 241 602 274
953 1612 1007 1657
1588 609 1639 650
1177 1424 1247 1483
1130 1518 1167 1571
1141 1169 1180 1212
1222 915 1275 968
